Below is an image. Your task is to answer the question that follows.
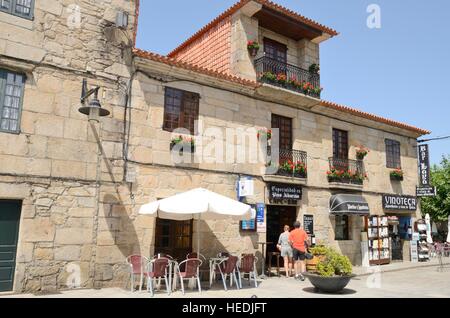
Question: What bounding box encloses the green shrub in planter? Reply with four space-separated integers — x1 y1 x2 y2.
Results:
315 247 353 277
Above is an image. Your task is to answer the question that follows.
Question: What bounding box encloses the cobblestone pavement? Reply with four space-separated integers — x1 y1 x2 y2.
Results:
2 265 450 298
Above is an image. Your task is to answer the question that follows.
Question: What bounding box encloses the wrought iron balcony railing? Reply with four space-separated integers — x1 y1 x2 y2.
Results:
266 148 308 179
328 157 365 185
255 56 321 98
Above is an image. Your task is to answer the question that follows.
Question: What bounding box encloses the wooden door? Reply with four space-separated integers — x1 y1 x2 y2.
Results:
0 201 21 292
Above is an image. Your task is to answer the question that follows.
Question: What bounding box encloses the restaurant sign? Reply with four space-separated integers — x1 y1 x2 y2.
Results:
418 144 431 186
382 194 417 211
268 183 302 201
416 186 436 197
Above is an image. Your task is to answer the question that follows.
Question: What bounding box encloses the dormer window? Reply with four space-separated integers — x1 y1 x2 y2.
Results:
0 0 34 20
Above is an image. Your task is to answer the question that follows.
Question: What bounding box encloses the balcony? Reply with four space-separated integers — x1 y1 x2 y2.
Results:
327 157 366 190
255 56 321 99
263 148 308 185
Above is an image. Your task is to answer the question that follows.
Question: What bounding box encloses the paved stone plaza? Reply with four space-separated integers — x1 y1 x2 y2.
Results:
2 264 449 298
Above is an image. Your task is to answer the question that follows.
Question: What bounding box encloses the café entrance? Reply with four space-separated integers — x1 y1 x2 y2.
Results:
266 205 297 263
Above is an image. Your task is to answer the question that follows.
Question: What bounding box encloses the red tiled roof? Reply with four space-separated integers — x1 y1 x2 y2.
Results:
320 100 431 136
133 48 260 88
168 0 338 58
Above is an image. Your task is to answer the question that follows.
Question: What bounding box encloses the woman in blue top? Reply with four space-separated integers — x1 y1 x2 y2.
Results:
277 225 293 278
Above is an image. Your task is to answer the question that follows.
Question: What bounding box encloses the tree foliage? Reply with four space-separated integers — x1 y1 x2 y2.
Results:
421 155 450 222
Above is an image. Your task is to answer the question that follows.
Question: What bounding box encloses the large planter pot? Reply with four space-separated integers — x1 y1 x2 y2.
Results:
303 273 356 293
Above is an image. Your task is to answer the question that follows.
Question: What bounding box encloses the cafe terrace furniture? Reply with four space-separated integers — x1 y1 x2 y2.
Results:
187 252 209 281
175 258 203 295
125 255 149 292
238 254 258 288
213 255 240 291
267 251 281 277
144 257 171 297
139 188 252 256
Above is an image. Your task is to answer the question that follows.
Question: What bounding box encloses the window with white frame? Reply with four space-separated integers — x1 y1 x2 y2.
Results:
0 0 34 19
0 69 25 133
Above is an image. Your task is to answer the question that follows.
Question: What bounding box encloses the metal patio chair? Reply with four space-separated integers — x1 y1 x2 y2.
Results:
213 255 240 291
238 254 258 288
125 255 149 292
175 258 203 295
144 257 171 296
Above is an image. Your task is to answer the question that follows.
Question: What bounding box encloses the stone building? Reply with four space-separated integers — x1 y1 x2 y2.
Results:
0 0 430 293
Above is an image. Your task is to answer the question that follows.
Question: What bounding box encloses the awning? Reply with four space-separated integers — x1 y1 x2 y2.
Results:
330 194 370 216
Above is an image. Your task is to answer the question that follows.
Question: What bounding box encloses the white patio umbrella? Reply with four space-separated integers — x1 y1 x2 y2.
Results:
139 188 252 255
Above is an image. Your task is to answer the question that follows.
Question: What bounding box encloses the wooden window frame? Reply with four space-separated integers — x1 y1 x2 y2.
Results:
163 87 199 135
271 114 292 151
332 128 349 160
385 139 402 169
263 38 287 64
0 0 34 20
0 69 25 134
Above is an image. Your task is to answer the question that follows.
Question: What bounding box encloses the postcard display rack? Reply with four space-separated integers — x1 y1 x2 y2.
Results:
415 220 430 262
367 216 390 265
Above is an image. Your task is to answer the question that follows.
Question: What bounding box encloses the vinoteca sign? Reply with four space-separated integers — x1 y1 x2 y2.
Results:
382 194 417 211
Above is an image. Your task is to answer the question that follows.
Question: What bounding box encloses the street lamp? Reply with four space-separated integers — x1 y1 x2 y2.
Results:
78 78 110 122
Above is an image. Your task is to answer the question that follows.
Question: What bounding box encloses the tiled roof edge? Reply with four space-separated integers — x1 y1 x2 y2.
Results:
133 48 260 88
320 100 431 136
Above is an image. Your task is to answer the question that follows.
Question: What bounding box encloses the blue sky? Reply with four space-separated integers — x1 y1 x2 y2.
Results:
136 0 450 165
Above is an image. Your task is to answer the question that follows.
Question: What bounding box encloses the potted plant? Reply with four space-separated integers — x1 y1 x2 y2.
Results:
309 63 320 75
247 40 260 57
170 135 195 153
257 128 272 146
356 145 370 160
294 161 307 178
276 73 287 85
390 168 404 181
259 71 276 83
303 247 355 293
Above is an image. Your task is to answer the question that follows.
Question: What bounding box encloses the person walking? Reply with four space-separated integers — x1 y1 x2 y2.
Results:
277 225 293 278
288 221 309 281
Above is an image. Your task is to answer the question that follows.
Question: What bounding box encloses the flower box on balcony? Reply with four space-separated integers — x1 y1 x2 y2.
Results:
254 56 322 99
327 158 367 186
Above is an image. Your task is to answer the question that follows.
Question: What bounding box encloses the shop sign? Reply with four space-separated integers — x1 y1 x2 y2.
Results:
268 183 302 201
256 203 266 233
416 186 436 197
240 206 257 232
238 177 254 197
418 144 431 186
303 215 314 235
382 194 417 211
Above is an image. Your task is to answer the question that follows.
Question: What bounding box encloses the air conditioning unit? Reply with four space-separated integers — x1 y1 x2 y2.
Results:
116 11 129 29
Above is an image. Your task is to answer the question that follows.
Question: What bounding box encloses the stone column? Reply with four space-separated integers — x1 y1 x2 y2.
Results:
230 2 262 80
298 39 320 71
